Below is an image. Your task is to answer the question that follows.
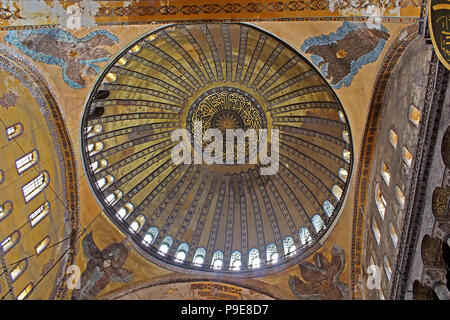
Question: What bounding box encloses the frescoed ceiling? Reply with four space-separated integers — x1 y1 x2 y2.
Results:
0 0 425 300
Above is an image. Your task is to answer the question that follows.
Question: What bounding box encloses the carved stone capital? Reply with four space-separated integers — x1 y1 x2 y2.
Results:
432 221 450 245
421 265 447 289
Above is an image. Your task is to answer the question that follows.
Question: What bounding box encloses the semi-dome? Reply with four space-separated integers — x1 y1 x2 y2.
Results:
81 23 353 276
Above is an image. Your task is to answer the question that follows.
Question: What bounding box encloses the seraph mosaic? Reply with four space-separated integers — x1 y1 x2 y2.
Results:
71 232 133 300
4 28 118 89
301 22 390 89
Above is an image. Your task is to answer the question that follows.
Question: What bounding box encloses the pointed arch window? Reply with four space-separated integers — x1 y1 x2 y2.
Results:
248 248 261 269
16 150 39 174
22 171 49 203
283 236 296 255
230 250 242 270
343 149 351 163
266 243 278 263
193 247 206 266
299 227 312 246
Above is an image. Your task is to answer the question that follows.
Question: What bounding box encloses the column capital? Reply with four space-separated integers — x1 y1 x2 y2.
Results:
421 265 447 289
432 220 450 243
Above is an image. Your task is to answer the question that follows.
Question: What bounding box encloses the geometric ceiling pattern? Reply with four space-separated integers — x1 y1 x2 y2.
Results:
81 23 353 277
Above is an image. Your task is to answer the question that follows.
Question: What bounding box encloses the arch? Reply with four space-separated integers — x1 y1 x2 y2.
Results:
342 130 350 143
159 236 173 256
248 248 261 269
175 243 189 262
116 202 134 220
6 122 23 140
15 150 39 174
1 230 20 253
343 149 351 163
105 190 122 206
383 255 392 281
389 223 398 248
338 110 346 123
17 282 33 300
299 227 312 246
311 215 324 233
323 200 335 217
22 171 49 203
87 141 104 156
338 168 348 182
129 215 145 233
211 250 224 270
380 161 390 186
372 217 381 245
87 124 103 138
10 259 28 282
402 146 413 168
230 250 242 270
408 104 421 127
193 247 206 266
142 227 158 245
35 236 50 255
266 243 278 263
332 185 343 200
0 200 13 221
389 129 398 149
96 174 114 191
395 185 405 209
90 159 108 173
374 183 386 219
282 236 296 255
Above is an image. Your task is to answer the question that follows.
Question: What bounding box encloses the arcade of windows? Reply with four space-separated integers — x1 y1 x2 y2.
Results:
1 124 52 298
370 105 420 297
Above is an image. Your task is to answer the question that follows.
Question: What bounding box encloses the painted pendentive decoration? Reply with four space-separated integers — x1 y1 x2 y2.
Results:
428 0 450 70
71 232 133 300
4 28 119 89
301 22 390 89
288 245 349 300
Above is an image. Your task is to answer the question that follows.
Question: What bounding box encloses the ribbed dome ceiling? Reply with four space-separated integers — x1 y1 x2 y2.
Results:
81 23 353 276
